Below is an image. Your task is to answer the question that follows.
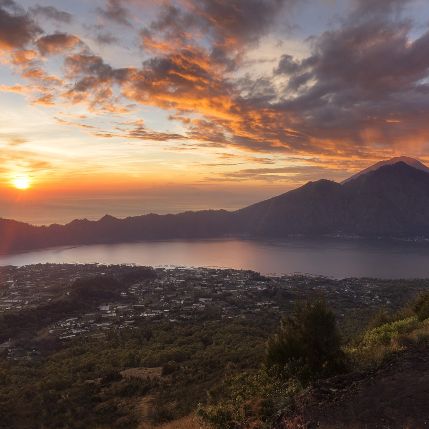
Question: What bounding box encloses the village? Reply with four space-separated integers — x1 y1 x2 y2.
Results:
1 264 428 360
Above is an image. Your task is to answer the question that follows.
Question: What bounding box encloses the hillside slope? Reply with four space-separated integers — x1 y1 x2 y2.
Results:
279 345 429 429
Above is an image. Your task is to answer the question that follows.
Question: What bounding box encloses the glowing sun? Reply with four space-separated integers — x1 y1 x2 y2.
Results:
12 175 31 190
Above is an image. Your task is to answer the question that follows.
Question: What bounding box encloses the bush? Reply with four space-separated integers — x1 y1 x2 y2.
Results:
265 299 346 384
198 369 301 429
162 361 178 376
366 308 392 330
360 317 418 348
413 292 429 321
347 316 429 369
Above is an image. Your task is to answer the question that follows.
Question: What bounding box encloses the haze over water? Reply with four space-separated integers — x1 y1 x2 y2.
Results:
1 239 429 279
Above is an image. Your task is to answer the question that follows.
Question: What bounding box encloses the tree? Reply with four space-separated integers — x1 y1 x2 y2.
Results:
265 299 346 384
413 292 429 321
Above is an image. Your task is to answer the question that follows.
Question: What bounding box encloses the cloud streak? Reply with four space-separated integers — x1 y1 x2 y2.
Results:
29 5 72 23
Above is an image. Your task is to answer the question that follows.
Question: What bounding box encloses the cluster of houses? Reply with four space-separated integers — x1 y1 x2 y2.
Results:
1 264 427 359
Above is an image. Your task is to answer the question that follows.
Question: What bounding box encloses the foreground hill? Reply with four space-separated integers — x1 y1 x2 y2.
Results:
2 264 428 428
2 158 429 254
279 344 429 429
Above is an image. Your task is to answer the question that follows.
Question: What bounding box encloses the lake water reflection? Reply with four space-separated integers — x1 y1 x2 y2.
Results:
0 238 428 279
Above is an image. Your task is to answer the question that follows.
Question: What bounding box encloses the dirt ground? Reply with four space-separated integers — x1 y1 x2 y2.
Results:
139 414 208 429
120 366 163 380
280 345 429 429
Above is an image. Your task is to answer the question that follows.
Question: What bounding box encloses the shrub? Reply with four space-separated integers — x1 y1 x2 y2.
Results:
162 361 178 376
366 308 392 330
198 369 301 429
265 299 346 384
413 292 429 321
347 316 429 368
360 317 418 348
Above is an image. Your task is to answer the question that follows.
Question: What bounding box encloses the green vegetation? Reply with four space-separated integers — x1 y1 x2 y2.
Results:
198 296 429 429
413 292 429 321
198 368 301 429
2 270 429 429
265 299 346 384
0 317 273 429
198 300 346 428
347 293 429 369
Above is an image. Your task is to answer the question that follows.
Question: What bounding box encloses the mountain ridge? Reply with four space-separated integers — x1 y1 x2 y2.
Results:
2 158 429 254
342 156 429 184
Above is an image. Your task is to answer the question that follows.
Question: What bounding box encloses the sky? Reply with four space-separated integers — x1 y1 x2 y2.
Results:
2 0 429 224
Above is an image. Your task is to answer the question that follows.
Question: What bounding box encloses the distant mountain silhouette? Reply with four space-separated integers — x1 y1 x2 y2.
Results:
2 158 429 254
237 161 429 237
342 156 429 183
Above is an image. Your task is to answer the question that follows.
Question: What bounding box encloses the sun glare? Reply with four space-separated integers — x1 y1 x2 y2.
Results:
11 175 31 190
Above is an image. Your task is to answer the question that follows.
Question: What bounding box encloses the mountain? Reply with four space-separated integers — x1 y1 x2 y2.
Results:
238 160 429 237
1 157 429 254
0 210 235 254
342 156 429 183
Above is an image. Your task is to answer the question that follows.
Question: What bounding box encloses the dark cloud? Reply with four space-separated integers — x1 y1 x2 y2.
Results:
147 5 198 41
0 0 40 51
65 54 131 84
189 0 292 48
36 33 82 55
275 54 300 75
268 1 429 152
98 0 131 26
237 76 277 102
64 53 133 112
29 5 72 23
140 5 200 55
126 126 185 142
141 0 295 68
95 32 118 45
351 0 412 21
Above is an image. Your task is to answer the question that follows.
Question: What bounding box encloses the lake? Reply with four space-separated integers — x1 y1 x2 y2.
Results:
0 238 428 279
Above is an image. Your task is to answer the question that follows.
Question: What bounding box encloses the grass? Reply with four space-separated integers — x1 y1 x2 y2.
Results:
198 296 429 429
347 316 429 368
